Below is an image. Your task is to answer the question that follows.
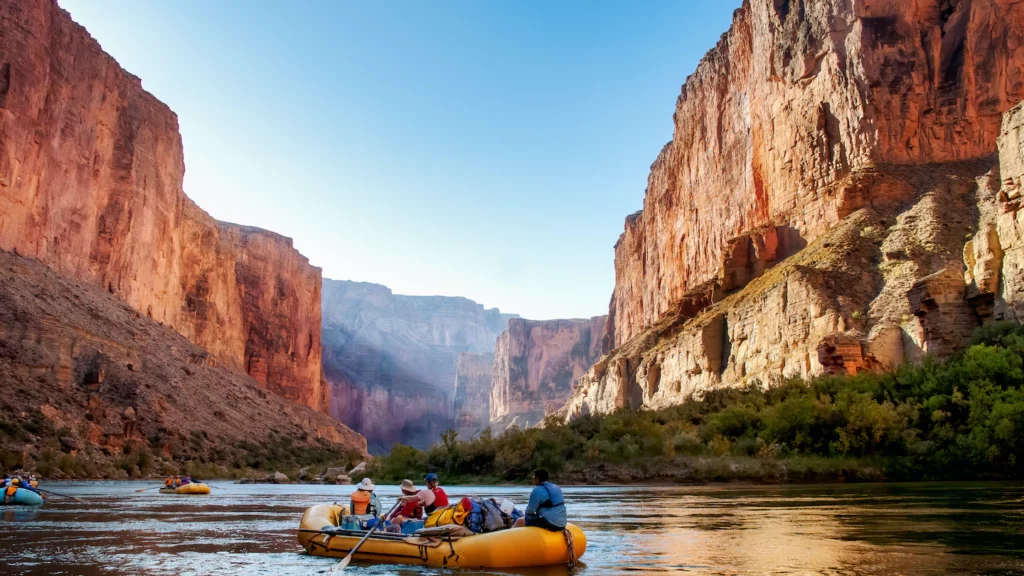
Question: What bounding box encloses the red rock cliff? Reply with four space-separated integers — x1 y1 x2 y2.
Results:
491 317 605 429
612 0 1024 347
565 0 1024 419
0 0 327 412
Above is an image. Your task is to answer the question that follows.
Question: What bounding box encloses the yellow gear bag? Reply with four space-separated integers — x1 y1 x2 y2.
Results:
424 498 471 528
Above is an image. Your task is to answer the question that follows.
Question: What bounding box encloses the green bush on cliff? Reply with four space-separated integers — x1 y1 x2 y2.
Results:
369 322 1024 483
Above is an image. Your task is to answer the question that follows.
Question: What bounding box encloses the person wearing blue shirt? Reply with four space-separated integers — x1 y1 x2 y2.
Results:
513 468 566 531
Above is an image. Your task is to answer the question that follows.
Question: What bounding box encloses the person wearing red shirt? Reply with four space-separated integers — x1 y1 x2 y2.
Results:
424 473 448 513
388 479 424 521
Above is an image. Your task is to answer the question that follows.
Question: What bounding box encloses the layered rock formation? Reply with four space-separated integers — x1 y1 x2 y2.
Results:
565 0 1024 419
0 249 365 472
491 317 605 429
452 352 494 438
972 101 1024 322
321 280 516 451
0 0 327 412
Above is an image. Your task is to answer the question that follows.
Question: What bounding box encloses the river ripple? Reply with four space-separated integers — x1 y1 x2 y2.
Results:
0 481 1022 575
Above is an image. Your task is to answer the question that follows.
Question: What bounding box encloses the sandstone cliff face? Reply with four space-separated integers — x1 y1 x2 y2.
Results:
321 279 515 451
452 352 494 438
0 249 365 472
969 101 1024 323
491 317 605 429
565 0 1024 420
611 0 1024 347
0 0 327 412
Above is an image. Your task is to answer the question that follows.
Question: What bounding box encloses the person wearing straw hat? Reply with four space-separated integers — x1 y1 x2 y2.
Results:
349 477 380 516
388 479 424 522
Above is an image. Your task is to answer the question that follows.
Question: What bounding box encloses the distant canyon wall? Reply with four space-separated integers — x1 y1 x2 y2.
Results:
0 0 328 411
452 352 494 438
490 317 606 430
321 279 516 451
565 0 1024 419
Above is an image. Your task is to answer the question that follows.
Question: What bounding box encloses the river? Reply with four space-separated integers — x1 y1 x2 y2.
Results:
0 481 1021 575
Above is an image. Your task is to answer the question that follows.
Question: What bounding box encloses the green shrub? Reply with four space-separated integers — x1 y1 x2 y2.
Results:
366 323 1024 483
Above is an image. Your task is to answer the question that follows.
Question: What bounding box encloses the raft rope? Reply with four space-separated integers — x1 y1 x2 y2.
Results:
563 528 576 569
443 536 460 566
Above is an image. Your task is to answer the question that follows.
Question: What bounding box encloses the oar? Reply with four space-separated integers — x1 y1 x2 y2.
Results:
330 501 402 573
135 486 163 493
37 489 85 503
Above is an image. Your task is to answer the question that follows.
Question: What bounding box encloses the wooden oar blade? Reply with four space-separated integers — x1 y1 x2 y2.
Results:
331 555 352 572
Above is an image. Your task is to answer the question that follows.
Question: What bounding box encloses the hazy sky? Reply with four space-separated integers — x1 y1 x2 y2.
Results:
60 0 741 320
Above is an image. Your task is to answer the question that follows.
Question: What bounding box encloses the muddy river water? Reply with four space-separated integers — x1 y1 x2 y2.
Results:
0 481 1022 575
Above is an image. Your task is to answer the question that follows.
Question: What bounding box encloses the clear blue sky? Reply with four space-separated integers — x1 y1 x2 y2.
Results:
60 0 741 320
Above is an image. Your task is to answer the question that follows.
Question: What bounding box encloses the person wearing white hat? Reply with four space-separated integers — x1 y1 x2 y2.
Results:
349 477 381 516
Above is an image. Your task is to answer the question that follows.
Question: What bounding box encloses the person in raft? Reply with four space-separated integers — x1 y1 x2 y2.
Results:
349 478 381 516
3 477 19 504
513 468 566 531
388 479 424 522
423 472 448 513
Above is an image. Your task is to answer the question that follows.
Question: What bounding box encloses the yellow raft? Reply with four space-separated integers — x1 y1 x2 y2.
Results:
297 504 586 569
159 483 211 495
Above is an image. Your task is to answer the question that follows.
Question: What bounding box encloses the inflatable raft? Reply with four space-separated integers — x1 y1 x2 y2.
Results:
159 483 211 495
297 504 586 569
2 488 45 506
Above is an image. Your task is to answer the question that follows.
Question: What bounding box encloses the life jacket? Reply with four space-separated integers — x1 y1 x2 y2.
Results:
538 482 565 511
424 497 472 528
4 485 16 498
394 498 424 520
425 486 449 513
350 490 372 515
29 480 38 489
164 478 173 487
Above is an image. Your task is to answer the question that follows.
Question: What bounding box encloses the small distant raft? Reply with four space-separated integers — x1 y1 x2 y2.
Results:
159 483 211 495
297 504 586 569
2 488 45 506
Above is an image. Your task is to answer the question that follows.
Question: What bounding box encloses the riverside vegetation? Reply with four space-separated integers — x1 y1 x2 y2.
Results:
366 323 1024 485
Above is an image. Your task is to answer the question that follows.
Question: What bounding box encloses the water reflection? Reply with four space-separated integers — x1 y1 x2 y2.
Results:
0 482 1021 575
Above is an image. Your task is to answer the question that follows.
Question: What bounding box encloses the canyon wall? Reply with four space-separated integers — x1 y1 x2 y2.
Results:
0 0 328 412
610 0 1024 347
452 352 494 438
321 279 515 451
565 0 1024 419
491 316 605 429
0 243 366 474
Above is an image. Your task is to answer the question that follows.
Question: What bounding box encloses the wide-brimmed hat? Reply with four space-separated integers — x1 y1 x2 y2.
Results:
357 477 375 491
400 479 416 492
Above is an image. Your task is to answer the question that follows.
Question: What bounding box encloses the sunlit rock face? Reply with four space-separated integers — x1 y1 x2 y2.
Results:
0 0 329 412
452 352 494 439
321 280 515 451
490 317 606 430
972 101 1024 322
564 0 1024 420
612 0 1024 347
